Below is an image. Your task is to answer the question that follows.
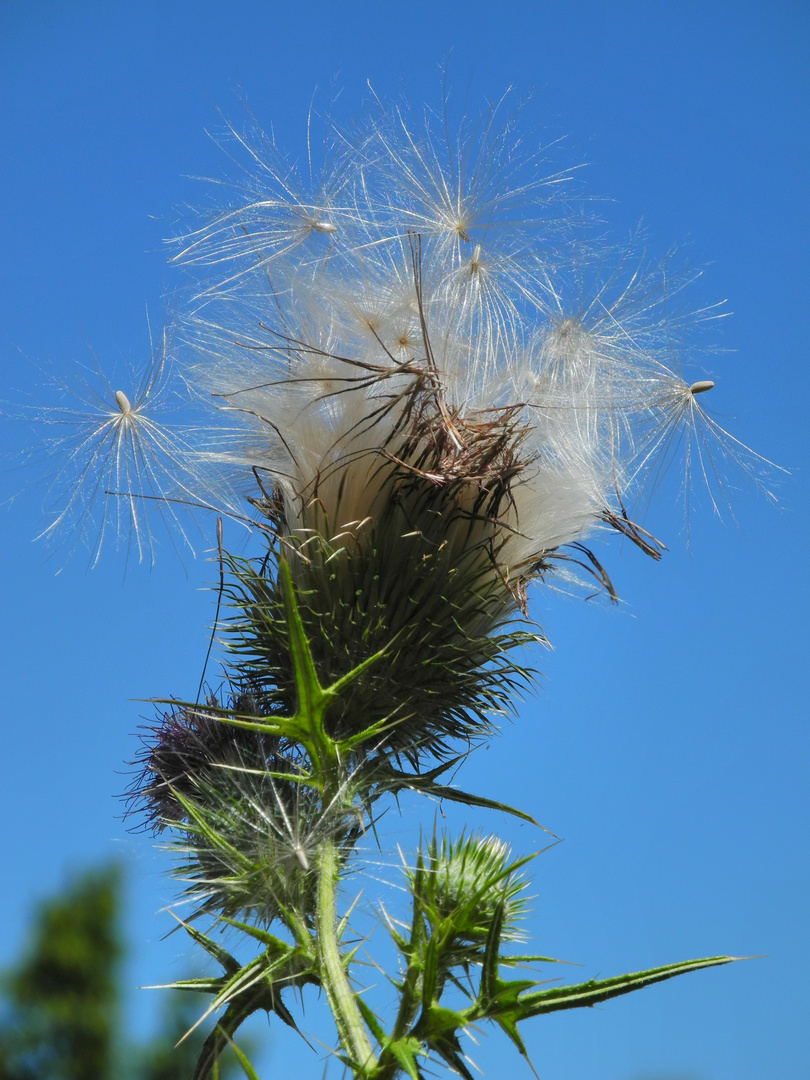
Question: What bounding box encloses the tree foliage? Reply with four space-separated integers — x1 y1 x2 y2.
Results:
0 865 241 1080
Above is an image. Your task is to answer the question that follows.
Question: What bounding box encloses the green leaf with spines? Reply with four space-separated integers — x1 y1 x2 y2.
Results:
167 910 240 976
144 976 226 995
497 953 571 966
277 556 326 729
416 1003 475 1080
222 1033 262 1080
419 937 439 1013
191 991 267 1080
517 955 740 1017
214 914 301 957
474 899 537 1056
372 757 545 827
193 956 269 1031
171 789 254 869
356 996 388 1044
382 1036 423 1080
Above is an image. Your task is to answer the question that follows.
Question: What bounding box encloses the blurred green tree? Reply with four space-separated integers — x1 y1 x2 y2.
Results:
0 865 241 1080
0 865 121 1080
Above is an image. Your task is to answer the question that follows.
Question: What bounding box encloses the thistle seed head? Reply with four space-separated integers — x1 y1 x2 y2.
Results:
27 92 775 573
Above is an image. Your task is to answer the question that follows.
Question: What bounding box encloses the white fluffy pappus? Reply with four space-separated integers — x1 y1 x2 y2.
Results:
174 91 778 601
24 326 225 569
27 90 776 577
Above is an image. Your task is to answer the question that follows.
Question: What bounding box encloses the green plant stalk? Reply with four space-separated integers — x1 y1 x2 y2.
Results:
373 879 425 1080
374 960 422 1080
317 837 377 1074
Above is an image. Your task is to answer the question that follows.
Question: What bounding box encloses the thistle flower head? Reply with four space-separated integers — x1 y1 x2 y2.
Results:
122 91 780 778
134 696 361 924
216 546 540 766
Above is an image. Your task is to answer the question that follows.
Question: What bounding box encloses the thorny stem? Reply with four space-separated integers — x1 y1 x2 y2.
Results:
317 838 377 1075
279 560 380 1070
375 884 425 1079
374 970 421 1080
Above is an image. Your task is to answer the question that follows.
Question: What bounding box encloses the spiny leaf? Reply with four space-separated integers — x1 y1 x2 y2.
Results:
356 995 387 1044
421 938 439 1012
326 641 394 699
498 954 571 966
171 789 253 867
379 764 547 828
518 956 740 1017
277 556 326 714
142 976 225 994
479 899 506 1004
191 993 263 1080
221 1030 262 1080
166 910 240 976
382 1035 423 1080
183 956 272 1047
214 914 296 955
475 899 535 1057
418 1004 475 1080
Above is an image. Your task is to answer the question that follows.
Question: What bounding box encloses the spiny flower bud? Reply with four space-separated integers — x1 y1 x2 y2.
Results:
410 831 528 976
133 697 361 924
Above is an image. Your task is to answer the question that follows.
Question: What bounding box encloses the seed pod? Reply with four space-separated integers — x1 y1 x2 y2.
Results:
689 380 714 395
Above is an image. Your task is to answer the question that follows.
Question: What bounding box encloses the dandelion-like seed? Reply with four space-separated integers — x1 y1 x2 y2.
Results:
630 364 778 526
28 327 215 568
171 103 360 291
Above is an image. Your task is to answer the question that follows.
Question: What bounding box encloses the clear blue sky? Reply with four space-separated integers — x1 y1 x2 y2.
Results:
1 2 808 1078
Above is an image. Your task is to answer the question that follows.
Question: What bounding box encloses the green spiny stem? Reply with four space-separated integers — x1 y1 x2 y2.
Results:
277 558 337 775
316 838 377 1074
367 856 431 1080
287 909 316 956
374 887 426 1078
373 959 422 1080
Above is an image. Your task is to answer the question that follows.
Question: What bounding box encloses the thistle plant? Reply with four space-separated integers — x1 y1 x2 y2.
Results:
31 91 776 1078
